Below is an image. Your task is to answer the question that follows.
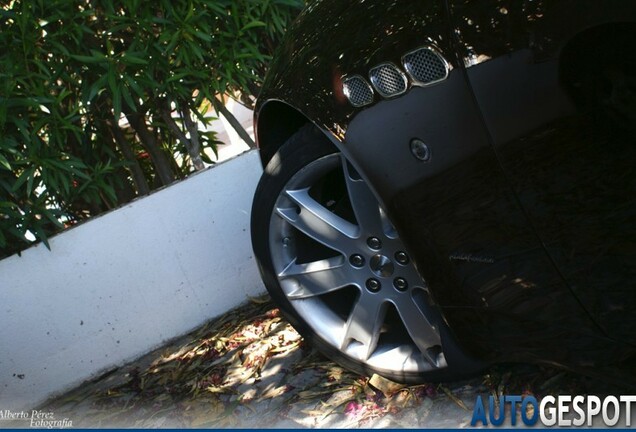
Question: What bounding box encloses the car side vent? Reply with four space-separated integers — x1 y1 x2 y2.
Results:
369 63 408 98
342 75 374 107
403 47 449 85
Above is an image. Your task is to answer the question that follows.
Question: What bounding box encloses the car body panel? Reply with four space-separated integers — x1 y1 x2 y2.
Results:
254 0 636 371
450 0 636 345
256 0 452 141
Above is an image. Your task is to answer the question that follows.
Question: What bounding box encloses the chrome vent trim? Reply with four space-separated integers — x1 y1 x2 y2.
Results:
402 47 449 86
369 63 408 98
342 75 374 107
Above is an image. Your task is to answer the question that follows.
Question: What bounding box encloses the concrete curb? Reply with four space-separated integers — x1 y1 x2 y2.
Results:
0 150 265 410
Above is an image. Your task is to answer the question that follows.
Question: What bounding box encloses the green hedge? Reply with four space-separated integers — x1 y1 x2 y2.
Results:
0 0 303 258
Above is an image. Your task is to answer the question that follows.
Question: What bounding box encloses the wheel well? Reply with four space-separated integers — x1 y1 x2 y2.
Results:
256 100 313 166
560 22 636 108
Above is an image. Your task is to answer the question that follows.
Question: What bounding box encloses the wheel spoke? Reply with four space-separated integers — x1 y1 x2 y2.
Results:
396 298 441 366
341 295 386 361
279 257 351 299
342 157 384 234
276 188 358 252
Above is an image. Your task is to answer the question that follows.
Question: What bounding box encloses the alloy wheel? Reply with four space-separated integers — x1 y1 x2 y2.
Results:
267 152 446 374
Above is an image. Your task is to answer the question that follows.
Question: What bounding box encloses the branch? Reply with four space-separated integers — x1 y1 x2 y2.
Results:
160 105 204 171
181 107 205 171
108 120 150 195
125 111 175 186
213 97 256 149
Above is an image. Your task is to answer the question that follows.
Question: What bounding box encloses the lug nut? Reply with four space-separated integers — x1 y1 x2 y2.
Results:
395 251 409 265
367 237 382 250
366 278 381 292
349 254 365 268
394 277 408 291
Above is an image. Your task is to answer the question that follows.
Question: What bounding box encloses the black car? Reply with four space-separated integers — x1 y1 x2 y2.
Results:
250 0 636 384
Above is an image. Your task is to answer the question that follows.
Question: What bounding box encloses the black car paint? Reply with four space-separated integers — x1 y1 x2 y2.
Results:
454 0 636 348
255 0 636 376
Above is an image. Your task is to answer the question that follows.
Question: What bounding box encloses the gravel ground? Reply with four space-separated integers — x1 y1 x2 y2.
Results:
9 296 633 429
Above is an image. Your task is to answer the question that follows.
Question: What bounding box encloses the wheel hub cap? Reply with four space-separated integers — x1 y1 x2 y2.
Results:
369 254 394 278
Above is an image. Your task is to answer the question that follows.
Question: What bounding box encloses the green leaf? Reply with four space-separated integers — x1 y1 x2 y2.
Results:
69 54 103 64
26 171 36 197
32 224 51 250
121 83 136 111
0 154 11 170
12 167 36 194
86 75 108 103
192 30 213 42
120 53 149 66
124 75 144 98
43 210 64 228
240 20 266 32
112 82 122 119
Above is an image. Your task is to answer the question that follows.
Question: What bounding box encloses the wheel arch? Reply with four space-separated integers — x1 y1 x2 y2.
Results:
255 100 341 167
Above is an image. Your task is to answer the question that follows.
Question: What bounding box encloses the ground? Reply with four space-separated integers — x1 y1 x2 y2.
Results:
16 296 632 428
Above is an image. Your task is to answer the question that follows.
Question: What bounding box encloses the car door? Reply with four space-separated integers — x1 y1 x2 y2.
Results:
449 0 636 344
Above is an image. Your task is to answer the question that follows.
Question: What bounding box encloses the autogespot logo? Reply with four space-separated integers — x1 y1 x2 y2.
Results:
470 395 636 427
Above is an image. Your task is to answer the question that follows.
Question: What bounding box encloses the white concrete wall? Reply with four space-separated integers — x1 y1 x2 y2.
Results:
0 151 265 411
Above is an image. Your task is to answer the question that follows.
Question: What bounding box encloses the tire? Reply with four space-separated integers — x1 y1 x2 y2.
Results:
251 124 477 382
